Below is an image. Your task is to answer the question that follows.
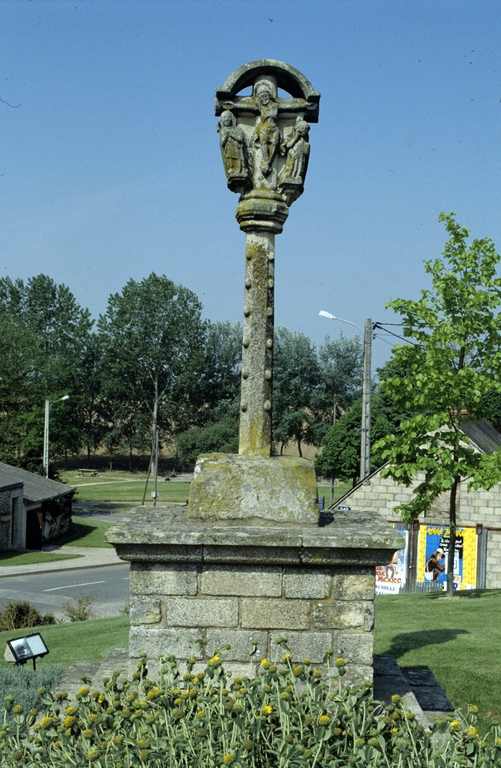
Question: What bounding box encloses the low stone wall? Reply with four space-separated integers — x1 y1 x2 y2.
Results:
129 561 375 681
107 505 402 682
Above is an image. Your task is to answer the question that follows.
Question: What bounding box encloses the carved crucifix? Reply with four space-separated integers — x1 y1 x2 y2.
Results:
215 60 320 457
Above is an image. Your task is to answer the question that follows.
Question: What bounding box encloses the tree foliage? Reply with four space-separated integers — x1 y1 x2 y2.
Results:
374 213 501 596
97 274 207 467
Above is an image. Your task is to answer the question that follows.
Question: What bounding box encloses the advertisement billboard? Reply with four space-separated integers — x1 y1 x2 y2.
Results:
416 525 477 590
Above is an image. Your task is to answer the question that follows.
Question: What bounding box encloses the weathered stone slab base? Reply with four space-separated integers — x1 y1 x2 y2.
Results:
188 454 319 523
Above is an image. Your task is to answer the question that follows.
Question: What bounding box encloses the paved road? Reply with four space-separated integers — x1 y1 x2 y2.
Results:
2 563 130 619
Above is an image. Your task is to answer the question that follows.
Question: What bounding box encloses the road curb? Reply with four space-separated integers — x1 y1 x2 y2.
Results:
0 560 127 579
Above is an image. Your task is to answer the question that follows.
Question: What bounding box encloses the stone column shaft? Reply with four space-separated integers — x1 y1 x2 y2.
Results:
239 231 275 457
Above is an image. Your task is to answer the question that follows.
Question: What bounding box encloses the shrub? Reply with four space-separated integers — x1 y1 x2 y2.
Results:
1 640 500 767
0 664 63 731
0 600 56 631
61 593 95 622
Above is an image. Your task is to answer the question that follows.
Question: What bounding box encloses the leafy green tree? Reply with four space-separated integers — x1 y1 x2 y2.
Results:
196 320 242 421
317 333 363 414
0 275 93 465
97 274 207 470
175 417 239 468
272 327 325 457
316 395 394 486
374 213 501 597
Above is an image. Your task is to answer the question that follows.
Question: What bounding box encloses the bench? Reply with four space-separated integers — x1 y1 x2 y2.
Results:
77 469 98 477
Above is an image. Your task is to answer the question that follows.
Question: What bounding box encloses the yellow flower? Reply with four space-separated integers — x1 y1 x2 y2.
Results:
469 705 479 713
87 749 100 762
76 687 90 699
319 715 331 726
40 717 53 729
83 729 93 738
391 727 398 734
63 716 75 728
262 705 273 715
282 653 291 661
334 727 342 736
335 657 345 667
451 720 460 728
260 658 269 668
391 694 400 702
65 706 77 715
208 654 221 667
223 754 235 765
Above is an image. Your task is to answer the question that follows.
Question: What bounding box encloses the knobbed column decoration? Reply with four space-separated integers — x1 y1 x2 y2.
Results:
215 61 320 457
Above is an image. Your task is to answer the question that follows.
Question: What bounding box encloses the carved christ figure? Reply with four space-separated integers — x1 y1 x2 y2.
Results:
254 84 281 177
218 110 249 191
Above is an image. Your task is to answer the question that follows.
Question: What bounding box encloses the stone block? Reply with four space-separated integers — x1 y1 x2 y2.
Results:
129 627 204 660
201 565 281 596
206 630 268 661
202 544 301 565
343 665 373 686
332 570 375 600
130 596 161 626
130 563 198 596
335 632 373 665
283 568 331 599
269 631 333 664
188 454 319 524
312 600 374 632
240 598 310 629
165 597 238 627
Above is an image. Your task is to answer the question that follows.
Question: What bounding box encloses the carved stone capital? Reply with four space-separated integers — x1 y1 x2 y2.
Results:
236 191 289 234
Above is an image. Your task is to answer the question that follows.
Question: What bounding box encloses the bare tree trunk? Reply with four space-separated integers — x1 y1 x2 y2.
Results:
447 475 460 597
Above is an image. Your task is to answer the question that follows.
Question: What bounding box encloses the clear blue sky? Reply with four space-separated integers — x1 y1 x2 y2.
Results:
2 0 501 371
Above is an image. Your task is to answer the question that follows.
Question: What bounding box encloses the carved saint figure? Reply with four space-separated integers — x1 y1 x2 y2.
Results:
279 117 310 184
254 84 281 177
218 110 249 191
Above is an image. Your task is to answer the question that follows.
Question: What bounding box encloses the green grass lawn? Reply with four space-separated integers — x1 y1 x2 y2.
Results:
317 480 352 504
0 616 129 670
0 551 84 566
60 470 191 504
62 516 114 548
375 590 501 729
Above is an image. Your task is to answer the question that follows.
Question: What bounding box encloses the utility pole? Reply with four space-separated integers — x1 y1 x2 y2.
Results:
330 395 336 506
360 318 372 482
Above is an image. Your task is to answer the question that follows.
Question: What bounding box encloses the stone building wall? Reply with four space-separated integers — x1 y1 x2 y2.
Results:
0 489 11 551
341 470 501 588
129 561 375 683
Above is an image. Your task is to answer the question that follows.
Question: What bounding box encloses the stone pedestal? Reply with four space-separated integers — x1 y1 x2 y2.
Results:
106 506 402 682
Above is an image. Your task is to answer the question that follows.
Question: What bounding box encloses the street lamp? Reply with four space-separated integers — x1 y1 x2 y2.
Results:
43 395 70 477
319 310 372 484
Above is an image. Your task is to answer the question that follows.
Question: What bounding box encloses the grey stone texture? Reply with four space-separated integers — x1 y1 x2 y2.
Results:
107 505 402 685
188 454 319 524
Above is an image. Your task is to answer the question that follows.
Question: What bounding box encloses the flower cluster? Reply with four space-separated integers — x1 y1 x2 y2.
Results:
0 642 500 767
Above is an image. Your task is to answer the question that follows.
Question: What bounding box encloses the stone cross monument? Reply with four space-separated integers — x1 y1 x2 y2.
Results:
216 60 319 457
188 60 322 523
106 61 403 685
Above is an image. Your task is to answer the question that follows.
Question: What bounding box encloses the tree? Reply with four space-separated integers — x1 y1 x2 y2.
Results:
317 333 363 414
0 275 93 466
315 394 394 486
374 213 501 597
97 274 207 471
196 320 242 421
272 327 324 456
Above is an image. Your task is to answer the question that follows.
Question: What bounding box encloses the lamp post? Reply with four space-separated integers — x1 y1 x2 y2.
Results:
319 311 372 483
43 396 70 477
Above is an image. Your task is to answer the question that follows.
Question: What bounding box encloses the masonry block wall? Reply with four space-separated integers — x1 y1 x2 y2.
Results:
129 561 375 683
342 471 501 588
0 489 11 551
